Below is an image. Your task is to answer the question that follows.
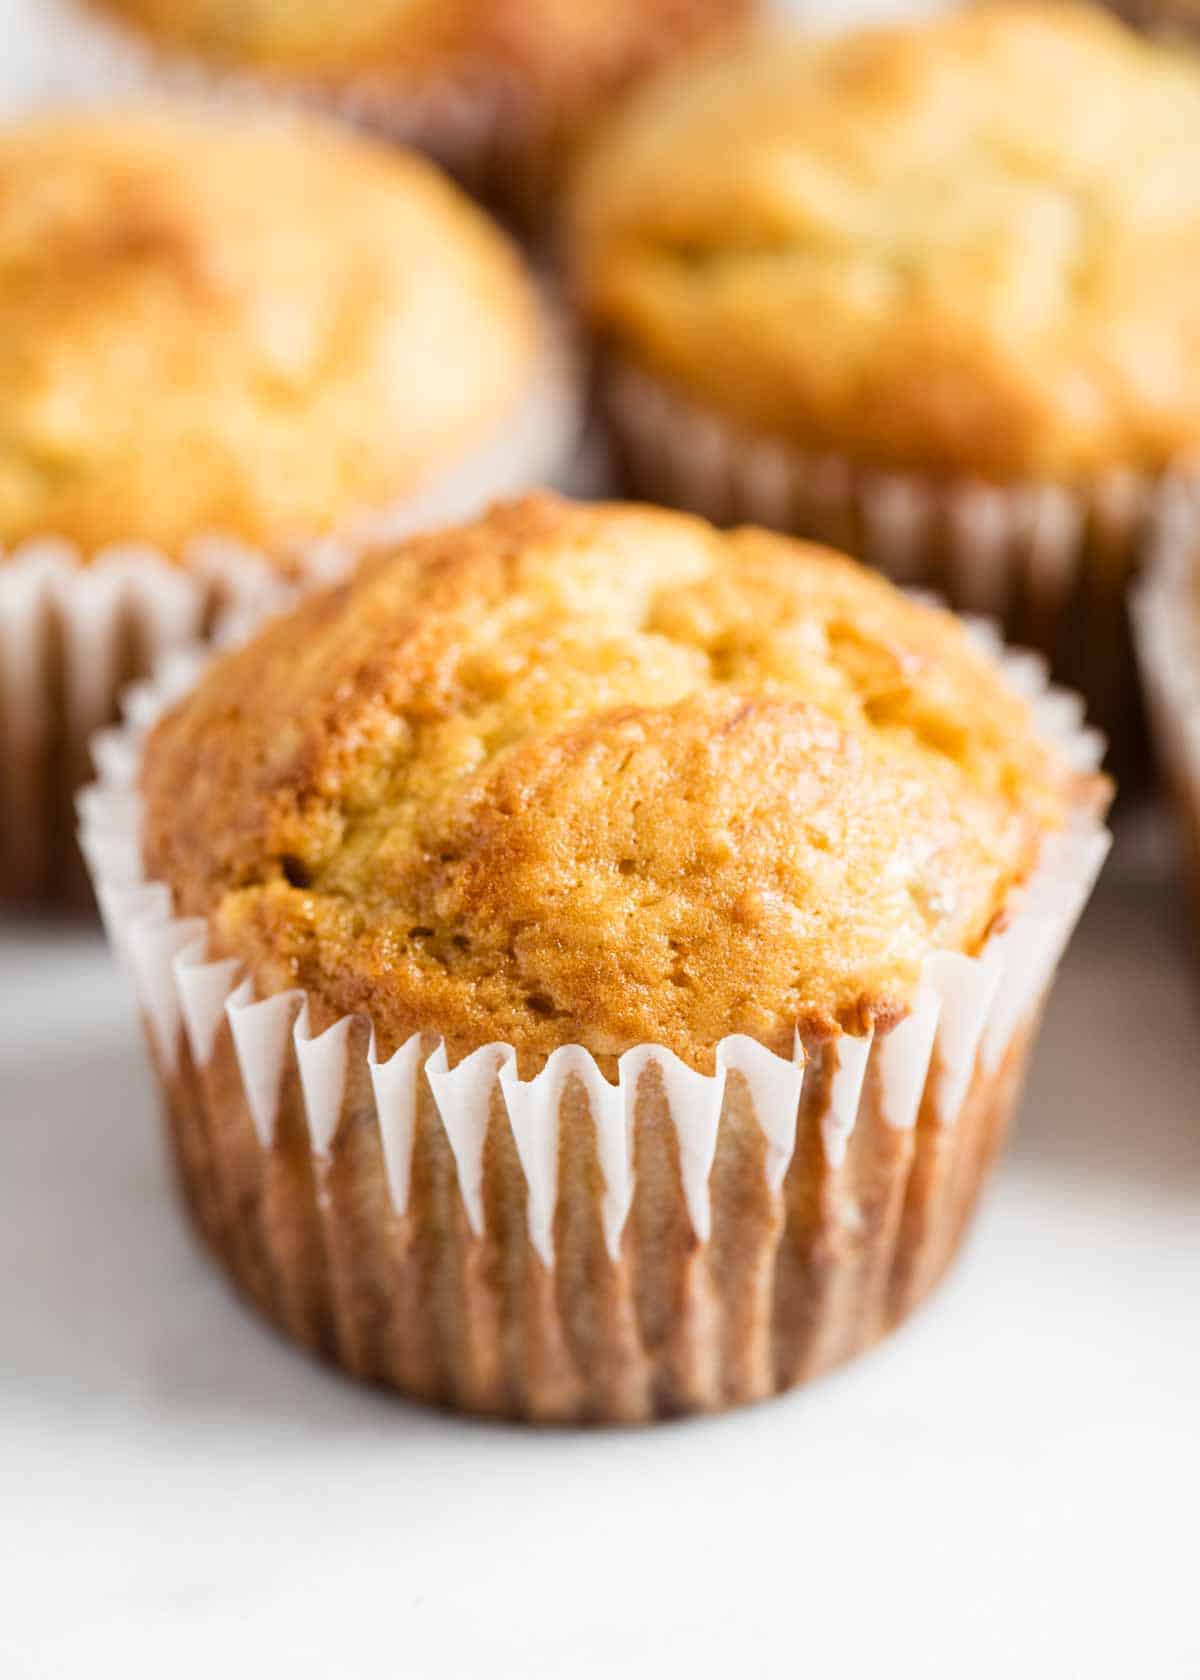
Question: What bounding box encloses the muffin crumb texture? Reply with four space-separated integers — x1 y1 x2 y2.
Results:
572 1 1200 480
0 106 536 556
142 496 1081 1072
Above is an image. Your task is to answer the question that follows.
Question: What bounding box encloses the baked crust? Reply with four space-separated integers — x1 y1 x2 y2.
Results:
82 0 754 137
570 2 1200 481
141 494 1086 1072
0 106 538 557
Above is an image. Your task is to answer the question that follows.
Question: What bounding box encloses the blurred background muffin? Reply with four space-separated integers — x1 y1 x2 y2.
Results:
85 494 1110 1422
71 0 757 226
569 1 1200 765
0 103 575 906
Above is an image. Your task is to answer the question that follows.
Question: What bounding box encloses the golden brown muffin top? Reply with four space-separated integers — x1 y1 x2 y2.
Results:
571 2 1200 482
141 495 1088 1074
0 106 538 559
84 0 753 127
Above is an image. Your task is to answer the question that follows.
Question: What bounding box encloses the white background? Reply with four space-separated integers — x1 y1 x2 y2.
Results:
2 0 1199 1675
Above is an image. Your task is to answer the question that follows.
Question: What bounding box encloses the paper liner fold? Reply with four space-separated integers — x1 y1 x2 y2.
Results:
3 337 578 909
81 621 1110 1422
605 358 1200 765
1132 487 1200 941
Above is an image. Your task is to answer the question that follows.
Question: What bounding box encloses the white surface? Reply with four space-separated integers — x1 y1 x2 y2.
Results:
3 838 1199 1679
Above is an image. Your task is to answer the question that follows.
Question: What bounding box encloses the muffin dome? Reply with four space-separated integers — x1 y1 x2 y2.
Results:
142 495 1081 1071
571 1 1200 481
0 105 539 556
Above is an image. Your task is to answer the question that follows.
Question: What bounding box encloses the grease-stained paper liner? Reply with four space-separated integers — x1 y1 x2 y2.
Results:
605 358 1200 767
46 0 560 224
79 628 1109 1422
1 338 579 910
0 541 282 908
1132 486 1200 939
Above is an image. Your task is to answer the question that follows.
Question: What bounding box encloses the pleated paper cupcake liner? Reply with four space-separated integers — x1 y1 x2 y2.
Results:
1 338 580 910
77 608 1110 1423
604 358 1200 771
0 542 279 909
1132 487 1200 943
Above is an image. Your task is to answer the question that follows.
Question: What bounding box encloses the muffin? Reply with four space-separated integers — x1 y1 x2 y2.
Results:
1133 495 1200 944
82 494 1110 1423
570 1 1200 762
0 104 574 906
71 0 756 224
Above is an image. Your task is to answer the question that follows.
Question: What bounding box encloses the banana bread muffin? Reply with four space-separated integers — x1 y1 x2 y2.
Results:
85 495 1110 1421
0 104 571 905
570 1 1200 756
75 0 755 223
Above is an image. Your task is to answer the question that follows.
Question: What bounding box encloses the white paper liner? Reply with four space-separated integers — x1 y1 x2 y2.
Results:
0 329 579 905
79 615 1110 1272
1131 483 1200 921
605 357 1200 753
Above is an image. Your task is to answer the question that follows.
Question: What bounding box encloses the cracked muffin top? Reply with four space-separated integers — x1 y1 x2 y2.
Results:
82 0 754 135
141 495 1091 1073
0 105 538 558
571 2 1200 482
